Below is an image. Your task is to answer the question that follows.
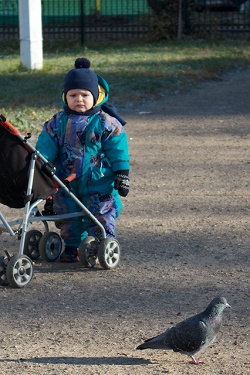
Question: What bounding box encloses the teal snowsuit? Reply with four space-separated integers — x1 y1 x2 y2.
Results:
36 82 130 247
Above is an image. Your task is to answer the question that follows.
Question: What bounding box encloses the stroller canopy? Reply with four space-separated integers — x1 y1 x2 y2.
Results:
0 119 56 208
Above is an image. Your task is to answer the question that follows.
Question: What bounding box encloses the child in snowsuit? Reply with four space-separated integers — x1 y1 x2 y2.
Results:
36 57 130 262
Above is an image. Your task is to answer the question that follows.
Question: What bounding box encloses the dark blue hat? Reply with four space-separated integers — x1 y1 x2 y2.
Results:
63 58 99 104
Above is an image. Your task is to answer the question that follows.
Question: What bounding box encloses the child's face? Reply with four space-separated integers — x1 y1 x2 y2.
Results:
66 89 94 112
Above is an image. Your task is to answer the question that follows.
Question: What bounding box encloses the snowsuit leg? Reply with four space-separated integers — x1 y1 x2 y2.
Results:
53 188 87 247
53 186 122 247
86 191 121 240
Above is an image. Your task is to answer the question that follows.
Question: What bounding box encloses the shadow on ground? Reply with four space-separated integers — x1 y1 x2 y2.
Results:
0 355 151 366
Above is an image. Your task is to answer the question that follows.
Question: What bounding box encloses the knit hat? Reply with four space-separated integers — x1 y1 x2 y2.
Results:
63 58 99 104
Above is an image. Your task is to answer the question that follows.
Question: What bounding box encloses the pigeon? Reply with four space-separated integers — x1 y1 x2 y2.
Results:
136 296 231 365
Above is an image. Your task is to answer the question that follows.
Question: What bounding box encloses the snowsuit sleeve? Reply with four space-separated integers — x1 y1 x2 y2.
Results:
36 113 64 164
101 115 130 173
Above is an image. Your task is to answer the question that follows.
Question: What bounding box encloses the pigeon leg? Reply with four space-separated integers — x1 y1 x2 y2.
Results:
190 356 204 365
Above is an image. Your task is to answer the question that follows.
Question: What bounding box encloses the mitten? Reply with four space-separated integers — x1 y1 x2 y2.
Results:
114 170 130 197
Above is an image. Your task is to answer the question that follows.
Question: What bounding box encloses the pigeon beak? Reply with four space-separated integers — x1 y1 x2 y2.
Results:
226 303 231 308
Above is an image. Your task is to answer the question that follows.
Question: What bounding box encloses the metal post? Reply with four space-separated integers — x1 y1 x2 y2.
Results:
96 0 101 18
80 0 85 45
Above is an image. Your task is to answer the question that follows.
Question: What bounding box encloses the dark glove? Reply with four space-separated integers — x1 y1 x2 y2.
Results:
63 179 72 191
114 170 130 197
42 196 56 216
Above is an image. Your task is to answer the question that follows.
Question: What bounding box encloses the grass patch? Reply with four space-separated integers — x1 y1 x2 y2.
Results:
0 40 249 133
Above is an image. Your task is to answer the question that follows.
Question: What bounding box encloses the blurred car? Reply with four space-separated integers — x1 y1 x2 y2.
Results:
196 0 246 11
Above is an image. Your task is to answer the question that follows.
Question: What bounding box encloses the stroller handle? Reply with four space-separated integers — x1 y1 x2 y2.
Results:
0 114 21 136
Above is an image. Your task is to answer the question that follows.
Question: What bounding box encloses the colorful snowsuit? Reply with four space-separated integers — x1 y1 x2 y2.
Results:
36 109 130 247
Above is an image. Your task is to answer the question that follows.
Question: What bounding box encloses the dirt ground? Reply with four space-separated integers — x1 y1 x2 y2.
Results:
0 67 249 375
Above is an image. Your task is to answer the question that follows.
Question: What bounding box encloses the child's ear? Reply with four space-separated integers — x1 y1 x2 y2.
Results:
62 92 67 105
95 85 106 106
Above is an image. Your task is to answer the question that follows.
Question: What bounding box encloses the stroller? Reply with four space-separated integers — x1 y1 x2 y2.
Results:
0 114 121 288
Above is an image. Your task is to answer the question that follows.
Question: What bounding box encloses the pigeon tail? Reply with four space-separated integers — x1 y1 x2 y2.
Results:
136 331 171 350
136 339 169 350
136 342 149 350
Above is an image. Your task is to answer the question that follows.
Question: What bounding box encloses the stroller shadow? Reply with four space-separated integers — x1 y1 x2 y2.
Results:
0 355 151 366
33 259 104 274
0 258 105 288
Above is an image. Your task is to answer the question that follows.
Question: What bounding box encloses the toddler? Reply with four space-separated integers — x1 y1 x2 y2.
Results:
36 57 130 262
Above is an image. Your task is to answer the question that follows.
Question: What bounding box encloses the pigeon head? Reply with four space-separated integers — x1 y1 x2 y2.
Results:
204 296 231 318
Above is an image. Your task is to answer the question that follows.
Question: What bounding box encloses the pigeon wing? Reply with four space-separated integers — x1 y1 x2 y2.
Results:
167 315 207 354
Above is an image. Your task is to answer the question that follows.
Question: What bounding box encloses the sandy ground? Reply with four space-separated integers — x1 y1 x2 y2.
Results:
0 67 249 375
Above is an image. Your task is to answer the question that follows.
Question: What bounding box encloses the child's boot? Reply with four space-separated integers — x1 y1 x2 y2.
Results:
60 245 79 262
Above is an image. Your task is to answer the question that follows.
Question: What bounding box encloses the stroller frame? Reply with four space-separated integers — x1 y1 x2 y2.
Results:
0 114 121 288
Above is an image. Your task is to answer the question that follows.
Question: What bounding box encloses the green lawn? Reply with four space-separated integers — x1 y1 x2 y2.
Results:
0 40 249 133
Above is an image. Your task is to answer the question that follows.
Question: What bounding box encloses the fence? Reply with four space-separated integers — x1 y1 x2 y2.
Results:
192 0 250 37
0 0 249 43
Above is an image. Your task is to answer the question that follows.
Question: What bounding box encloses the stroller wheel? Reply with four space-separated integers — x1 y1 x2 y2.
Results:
6 254 33 288
39 232 62 262
0 255 9 286
23 230 42 260
98 238 121 270
79 236 99 267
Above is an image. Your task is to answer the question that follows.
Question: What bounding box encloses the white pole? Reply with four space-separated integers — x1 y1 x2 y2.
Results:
18 0 43 70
